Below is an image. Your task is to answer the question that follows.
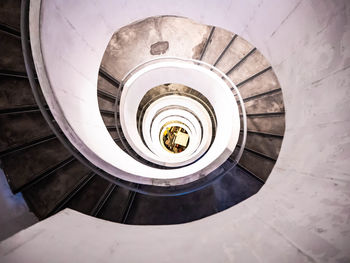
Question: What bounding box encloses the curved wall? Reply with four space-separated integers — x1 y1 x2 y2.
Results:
1 0 349 262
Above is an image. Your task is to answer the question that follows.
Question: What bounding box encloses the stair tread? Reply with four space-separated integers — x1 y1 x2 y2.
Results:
0 112 53 151
238 68 281 99
215 36 254 74
244 90 284 115
98 76 118 96
239 132 283 160
65 175 111 215
23 161 90 218
97 185 132 222
0 0 21 31
242 114 285 136
211 165 262 210
2 139 71 191
228 49 271 85
101 114 115 127
0 77 37 110
98 95 115 113
201 27 234 65
0 30 26 72
239 150 275 182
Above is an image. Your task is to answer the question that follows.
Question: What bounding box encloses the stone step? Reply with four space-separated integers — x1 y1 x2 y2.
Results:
0 0 21 30
65 175 111 215
2 138 71 192
23 161 90 219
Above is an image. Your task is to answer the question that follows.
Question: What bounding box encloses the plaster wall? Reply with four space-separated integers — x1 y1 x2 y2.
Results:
1 0 349 262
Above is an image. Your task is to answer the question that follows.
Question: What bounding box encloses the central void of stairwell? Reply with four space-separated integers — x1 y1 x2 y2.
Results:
119 58 241 169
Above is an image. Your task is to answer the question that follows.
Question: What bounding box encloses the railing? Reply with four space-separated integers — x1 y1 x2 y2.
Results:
22 0 246 196
115 56 247 166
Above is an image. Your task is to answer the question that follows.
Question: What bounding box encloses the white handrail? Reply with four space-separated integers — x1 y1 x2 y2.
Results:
117 56 247 165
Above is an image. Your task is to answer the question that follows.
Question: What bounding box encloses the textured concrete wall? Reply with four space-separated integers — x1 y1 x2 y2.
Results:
1 0 349 262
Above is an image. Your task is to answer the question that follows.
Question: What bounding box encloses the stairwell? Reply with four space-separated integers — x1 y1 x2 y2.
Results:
0 0 349 262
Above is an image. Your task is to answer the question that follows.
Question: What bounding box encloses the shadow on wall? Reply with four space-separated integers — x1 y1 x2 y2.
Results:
0 169 38 241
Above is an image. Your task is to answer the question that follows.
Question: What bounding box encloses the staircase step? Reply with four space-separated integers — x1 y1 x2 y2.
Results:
97 184 134 222
0 112 53 151
99 68 120 89
201 27 234 65
91 183 116 217
98 89 116 103
198 26 215 61
2 138 71 192
23 161 90 219
244 90 284 114
0 23 20 39
228 49 271 85
242 114 285 136
0 70 29 78
114 138 128 151
125 185 218 225
239 131 283 160
237 68 281 99
98 96 115 112
108 130 119 140
215 36 254 74
213 34 237 66
0 30 26 72
65 175 111 215
0 0 21 30
238 150 275 182
0 76 37 110
211 165 263 211
45 172 96 218
121 186 139 223
98 75 118 97
237 163 265 184
0 134 56 158
101 114 115 127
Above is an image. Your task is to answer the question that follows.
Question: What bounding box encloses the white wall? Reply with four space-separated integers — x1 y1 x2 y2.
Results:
1 0 349 262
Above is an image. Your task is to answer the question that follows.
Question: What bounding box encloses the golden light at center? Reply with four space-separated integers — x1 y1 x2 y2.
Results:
161 125 189 154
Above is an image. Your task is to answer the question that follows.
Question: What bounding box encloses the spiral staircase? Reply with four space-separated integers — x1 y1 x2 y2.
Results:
0 1 286 226
1 0 349 262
